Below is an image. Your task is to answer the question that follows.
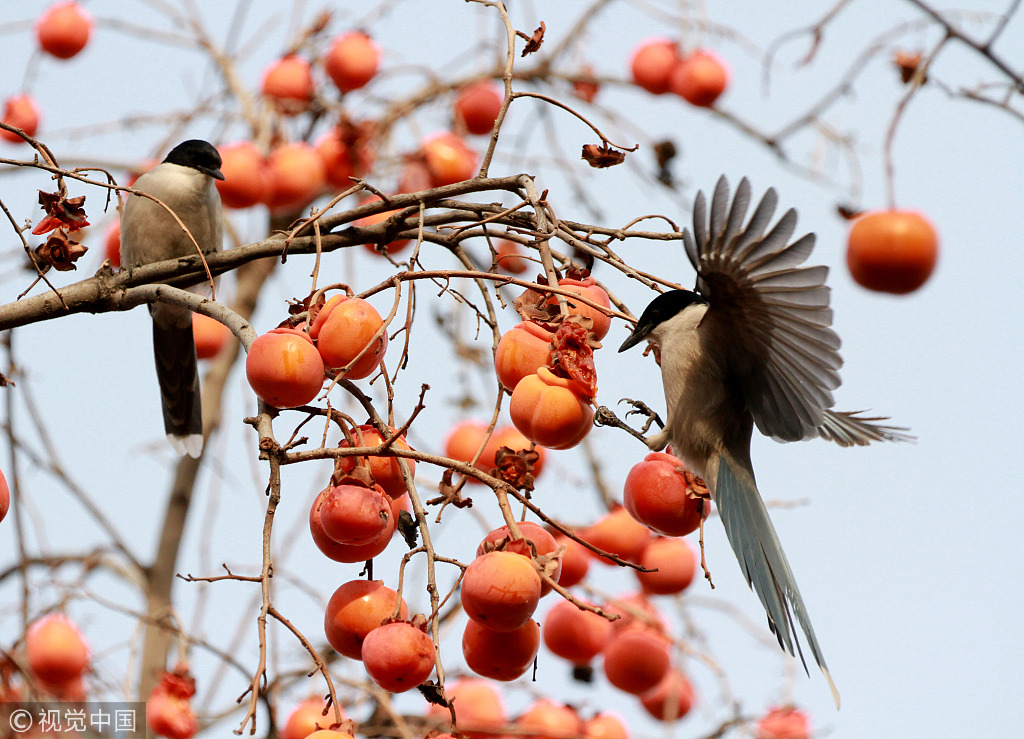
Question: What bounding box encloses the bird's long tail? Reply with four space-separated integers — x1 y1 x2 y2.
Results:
152 316 203 458
714 451 841 708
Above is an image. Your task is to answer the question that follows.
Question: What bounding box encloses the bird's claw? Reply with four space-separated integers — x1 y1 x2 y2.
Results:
618 397 664 432
593 405 651 445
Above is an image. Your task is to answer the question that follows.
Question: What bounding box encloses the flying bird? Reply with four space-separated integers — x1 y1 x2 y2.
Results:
120 139 224 458
619 176 911 708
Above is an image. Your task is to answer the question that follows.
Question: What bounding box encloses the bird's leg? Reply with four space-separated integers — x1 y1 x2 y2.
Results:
697 507 714 589
681 469 714 588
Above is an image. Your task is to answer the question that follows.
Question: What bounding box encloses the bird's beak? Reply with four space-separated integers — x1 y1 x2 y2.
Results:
618 320 652 352
204 166 225 181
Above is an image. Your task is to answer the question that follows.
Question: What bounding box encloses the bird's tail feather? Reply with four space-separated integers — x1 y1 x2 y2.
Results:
715 451 840 708
152 319 203 458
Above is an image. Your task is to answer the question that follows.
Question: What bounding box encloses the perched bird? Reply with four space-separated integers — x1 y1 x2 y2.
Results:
120 139 224 458
619 176 911 708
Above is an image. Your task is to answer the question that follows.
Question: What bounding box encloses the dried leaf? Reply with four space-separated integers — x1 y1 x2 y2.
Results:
397 510 419 548
894 51 926 84
34 229 88 271
581 144 625 169
494 446 538 492
520 21 545 56
33 191 90 234
417 681 449 707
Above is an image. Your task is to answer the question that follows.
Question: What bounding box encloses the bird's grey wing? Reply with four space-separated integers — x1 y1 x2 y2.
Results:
714 449 840 708
684 176 841 442
818 409 915 446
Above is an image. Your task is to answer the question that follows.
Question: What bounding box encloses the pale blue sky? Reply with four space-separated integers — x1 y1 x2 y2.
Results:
2 1 1022 737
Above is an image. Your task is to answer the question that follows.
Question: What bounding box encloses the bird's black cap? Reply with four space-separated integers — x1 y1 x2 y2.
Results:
164 139 225 181
618 289 707 352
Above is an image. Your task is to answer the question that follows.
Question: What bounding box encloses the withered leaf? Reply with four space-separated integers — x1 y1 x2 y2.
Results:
520 21 545 56
581 144 626 169
34 229 88 271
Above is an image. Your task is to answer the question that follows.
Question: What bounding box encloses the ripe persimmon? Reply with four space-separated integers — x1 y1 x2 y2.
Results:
309 487 396 563
325 32 380 92
669 50 729 107
280 698 343 739
462 618 540 681
624 451 704 537
630 38 680 94
756 706 811 739
461 550 541 631
516 699 581 739
509 367 594 450
422 132 477 186
310 295 387 379
847 209 938 294
317 483 391 545
495 321 554 393
541 599 612 665
640 668 696 722
602 628 671 695
246 328 324 408
262 142 326 211
26 614 90 686
216 142 269 209
323 579 407 660
193 313 229 360
455 81 504 135
335 424 414 499
580 506 651 564
361 620 436 692
635 537 696 595
1 95 40 142
36 2 91 59
261 55 314 114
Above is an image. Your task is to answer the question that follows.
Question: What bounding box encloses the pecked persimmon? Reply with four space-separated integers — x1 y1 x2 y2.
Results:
261 55 314 114
756 706 811 739
461 550 541 631
462 618 540 681
549 275 612 340
580 505 651 564
509 367 594 449
629 38 680 94
847 209 938 294
635 537 696 595
325 32 380 93
516 699 582 739
280 698 343 739
216 142 269 209
361 620 436 692
146 669 197 739
193 313 230 360
422 132 477 186
455 81 504 135
541 599 612 665
26 613 90 686
310 295 387 379
263 142 326 211
624 451 704 537
323 579 407 660
495 321 554 393
335 424 415 499
246 327 324 408
602 627 671 695
309 487 396 563
669 50 729 107
36 1 91 59
317 482 391 545
640 668 696 722
1 95 41 142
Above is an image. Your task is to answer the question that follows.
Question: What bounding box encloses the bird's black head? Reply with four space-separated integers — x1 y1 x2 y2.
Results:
164 139 225 181
618 289 707 352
